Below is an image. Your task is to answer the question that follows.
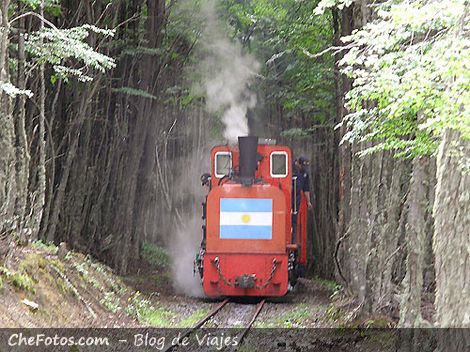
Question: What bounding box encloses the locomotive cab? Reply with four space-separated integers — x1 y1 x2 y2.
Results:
196 136 308 297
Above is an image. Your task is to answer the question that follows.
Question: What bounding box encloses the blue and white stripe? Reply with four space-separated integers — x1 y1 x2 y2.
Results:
219 198 273 240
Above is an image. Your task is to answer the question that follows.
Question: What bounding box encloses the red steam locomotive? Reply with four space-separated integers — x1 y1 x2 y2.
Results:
195 136 308 297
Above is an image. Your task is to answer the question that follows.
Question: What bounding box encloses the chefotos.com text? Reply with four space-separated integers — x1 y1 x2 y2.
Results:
8 333 109 347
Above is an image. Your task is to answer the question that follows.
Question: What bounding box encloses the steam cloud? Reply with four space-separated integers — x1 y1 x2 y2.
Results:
200 0 260 143
170 216 205 297
169 0 259 297
169 151 208 298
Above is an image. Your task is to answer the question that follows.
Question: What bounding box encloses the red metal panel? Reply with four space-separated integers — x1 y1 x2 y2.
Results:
203 253 288 297
206 183 286 253
210 144 292 241
256 145 292 246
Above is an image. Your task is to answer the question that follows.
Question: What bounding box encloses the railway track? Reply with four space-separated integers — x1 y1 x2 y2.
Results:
163 298 266 352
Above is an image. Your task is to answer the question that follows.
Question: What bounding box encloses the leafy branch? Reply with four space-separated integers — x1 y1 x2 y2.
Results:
330 0 469 157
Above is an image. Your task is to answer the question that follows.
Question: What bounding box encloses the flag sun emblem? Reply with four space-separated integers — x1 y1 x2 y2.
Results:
241 214 251 224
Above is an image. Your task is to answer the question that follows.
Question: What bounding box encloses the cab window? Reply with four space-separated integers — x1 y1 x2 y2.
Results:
270 152 288 178
215 152 232 178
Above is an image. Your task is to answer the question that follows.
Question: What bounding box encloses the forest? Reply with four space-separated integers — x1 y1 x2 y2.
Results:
0 0 468 332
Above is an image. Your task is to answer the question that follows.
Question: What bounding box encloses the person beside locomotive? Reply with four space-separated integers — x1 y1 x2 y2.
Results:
292 156 312 244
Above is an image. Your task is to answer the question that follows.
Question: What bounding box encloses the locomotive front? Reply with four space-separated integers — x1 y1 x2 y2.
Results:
195 136 306 297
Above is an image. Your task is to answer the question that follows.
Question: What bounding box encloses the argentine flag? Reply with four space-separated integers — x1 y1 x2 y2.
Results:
219 198 273 240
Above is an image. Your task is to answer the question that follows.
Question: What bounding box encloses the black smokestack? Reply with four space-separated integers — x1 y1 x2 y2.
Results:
238 136 258 186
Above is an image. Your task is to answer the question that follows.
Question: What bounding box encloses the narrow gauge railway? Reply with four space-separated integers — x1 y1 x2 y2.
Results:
163 299 266 352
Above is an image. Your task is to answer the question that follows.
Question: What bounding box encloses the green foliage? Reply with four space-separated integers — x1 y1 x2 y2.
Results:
0 81 33 98
125 292 176 327
325 303 342 321
139 307 175 327
31 240 58 254
0 263 36 293
112 87 157 100
106 276 126 295
164 86 197 109
0 267 12 289
15 0 61 16
11 271 36 293
314 276 341 292
124 291 149 318
178 308 209 328
280 127 312 139
100 291 120 313
19 254 48 277
20 0 59 12
335 0 469 157
26 24 116 82
121 46 166 57
154 272 171 288
72 261 90 280
256 304 311 328
90 261 107 274
221 0 335 126
141 243 170 269
315 0 353 15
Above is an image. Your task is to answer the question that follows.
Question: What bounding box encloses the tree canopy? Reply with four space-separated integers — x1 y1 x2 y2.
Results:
320 0 469 158
221 0 336 135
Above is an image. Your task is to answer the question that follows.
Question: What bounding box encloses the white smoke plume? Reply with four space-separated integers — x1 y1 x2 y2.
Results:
200 0 260 143
168 146 209 298
170 215 205 297
168 0 259 297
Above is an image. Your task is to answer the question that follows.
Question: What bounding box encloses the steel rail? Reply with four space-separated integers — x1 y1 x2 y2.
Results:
237 299 266 346
162 298 229 352
192 298 230 330
162 298 266 352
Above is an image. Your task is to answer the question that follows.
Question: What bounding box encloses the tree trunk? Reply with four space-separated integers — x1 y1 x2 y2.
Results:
0 0 15 259
345 142 372 299
433 129 470 327
45 83 100 242
363 150 391 314
376 158 411 314
14 14 30 237
30 0 47 239
399 156 431 327
0 0 14 224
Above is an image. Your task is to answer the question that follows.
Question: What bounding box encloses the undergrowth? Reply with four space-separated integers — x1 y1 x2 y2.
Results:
11 271 35 292
125 292 176 327
325 303 342 322
0 266 36 293
178 308 209 328
1 241 175 327
314 277 341 292
141 243 170 269
100 292 121 313
256 304 311 328
31 240 58 254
